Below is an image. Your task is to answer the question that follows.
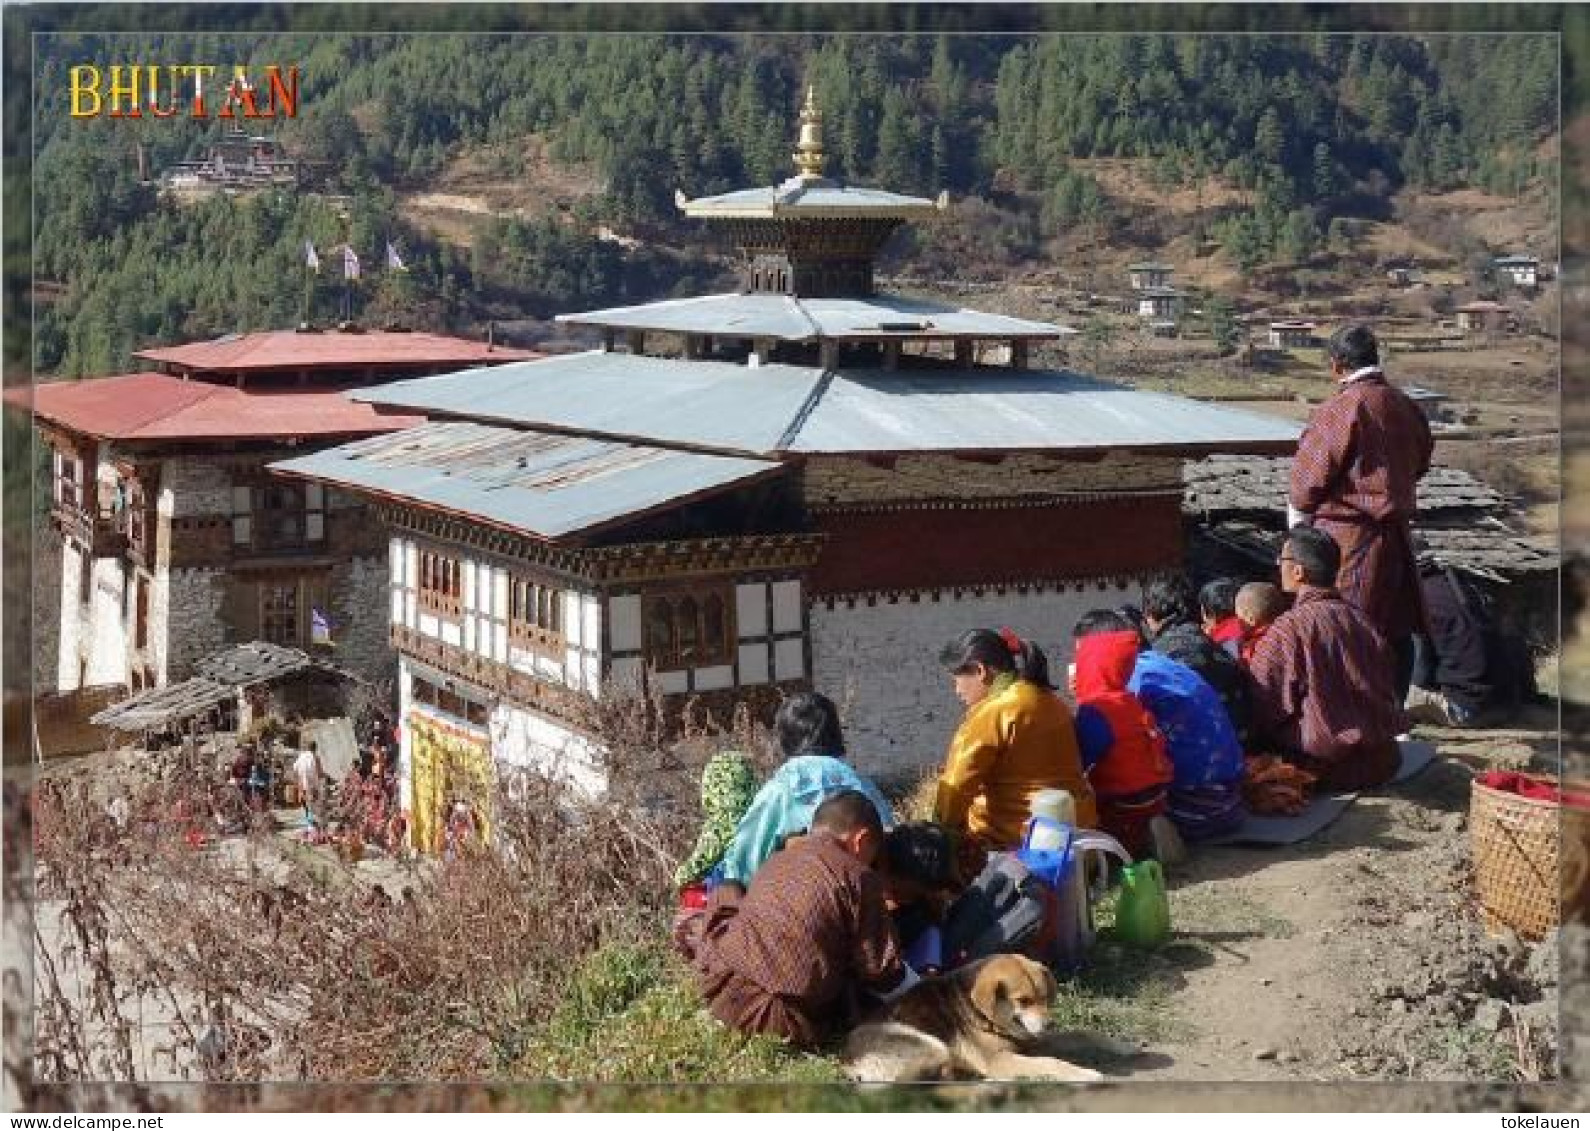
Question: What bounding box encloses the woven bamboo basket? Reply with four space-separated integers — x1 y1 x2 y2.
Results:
1469 773 1590 940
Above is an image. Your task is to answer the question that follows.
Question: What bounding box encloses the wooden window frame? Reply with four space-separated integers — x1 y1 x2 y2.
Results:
641 585 735 670
411 674 488 728
508 576 565 657
260 580 303 647
418 549 463 620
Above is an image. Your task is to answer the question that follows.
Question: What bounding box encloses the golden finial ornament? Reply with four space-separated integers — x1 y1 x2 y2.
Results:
792 85 825 180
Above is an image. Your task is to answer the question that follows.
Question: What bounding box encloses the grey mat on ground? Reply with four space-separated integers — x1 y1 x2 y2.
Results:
1208 740 1441 847
1391 738 1439 784
1206 791 1357 847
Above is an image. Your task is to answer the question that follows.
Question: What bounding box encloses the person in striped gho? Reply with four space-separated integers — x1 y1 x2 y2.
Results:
1249 527 1405 792
680 790 914 1047
1287 323 1433 699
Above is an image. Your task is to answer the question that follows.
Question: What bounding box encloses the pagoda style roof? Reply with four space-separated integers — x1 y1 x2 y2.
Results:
348 351 1300 459
21 372 422 444
135 329 534 375
272 420 786 541
677 177 946 221
558 292 1071 343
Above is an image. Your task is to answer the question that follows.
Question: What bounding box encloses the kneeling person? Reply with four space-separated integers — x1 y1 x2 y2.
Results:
1250 527 1404 791
690 790 911 1047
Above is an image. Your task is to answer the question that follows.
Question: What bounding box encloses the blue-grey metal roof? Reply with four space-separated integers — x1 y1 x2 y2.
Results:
557 293 1072 342
787 370 1300 454
270 420 786 539
351 352 823 455
351 352 1300 458
678 176 943 219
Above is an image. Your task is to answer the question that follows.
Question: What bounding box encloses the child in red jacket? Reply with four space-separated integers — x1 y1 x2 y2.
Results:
1069 610 1175 858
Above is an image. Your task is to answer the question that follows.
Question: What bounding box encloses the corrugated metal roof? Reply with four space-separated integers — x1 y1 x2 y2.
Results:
789 370 1301 455
679 176 942 219
271 420 787 539
350 352 824 454
135 330 536 372
24 373 423 443
353 353 1300 457
558 293 1072 341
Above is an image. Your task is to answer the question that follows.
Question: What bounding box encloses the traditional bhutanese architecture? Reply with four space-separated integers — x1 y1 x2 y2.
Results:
23 329 534 696
1267 320 1317 348
161 125 300 194
1454 300 1515 333
274 91 1298 818
1492 255 1540 289
1127 262 1173 291
1135 286 1182 320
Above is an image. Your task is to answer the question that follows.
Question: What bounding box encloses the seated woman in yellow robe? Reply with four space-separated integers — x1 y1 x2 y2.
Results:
933 627 1098 850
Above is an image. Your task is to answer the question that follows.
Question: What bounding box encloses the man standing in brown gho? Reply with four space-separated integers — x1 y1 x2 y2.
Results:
1288 323 1433 698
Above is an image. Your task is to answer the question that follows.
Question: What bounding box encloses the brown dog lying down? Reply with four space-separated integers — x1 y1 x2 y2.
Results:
843 954 1137 1082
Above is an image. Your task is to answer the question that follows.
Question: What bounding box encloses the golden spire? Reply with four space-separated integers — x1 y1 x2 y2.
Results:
792 85 825 181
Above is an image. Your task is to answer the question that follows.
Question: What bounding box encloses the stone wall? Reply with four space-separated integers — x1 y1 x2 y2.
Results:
330 554 397 684
808 574 1159 788
163 458 233 519
804 452 1183 507
164 567 227 682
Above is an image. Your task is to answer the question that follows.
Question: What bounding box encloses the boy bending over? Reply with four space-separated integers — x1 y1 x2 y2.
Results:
683 790 912 1047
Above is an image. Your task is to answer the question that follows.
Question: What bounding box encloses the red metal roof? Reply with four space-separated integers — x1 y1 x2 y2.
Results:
21 373 425 443
134 329 535 373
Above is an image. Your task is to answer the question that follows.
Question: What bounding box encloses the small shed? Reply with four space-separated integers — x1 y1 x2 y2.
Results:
1268 320 1317 349
91 641 362 739
1148 320 1179 339
1127 262 1173 291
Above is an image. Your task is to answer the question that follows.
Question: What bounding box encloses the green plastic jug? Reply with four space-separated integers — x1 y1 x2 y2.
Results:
1114 859 1172 948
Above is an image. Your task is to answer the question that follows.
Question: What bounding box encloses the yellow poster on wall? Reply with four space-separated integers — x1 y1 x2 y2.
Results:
407 713 494 854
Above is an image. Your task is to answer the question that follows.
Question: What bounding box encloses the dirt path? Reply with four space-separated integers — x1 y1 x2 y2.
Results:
1125 726 1560 1082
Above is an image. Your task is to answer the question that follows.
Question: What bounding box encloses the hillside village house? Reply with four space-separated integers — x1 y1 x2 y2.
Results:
1493 255 1540 289
1454 300 1515 334
1268 320 1317 349
1136 287 1182 320
274 92 1297 842
26 330 533 695
1127 262 1173 291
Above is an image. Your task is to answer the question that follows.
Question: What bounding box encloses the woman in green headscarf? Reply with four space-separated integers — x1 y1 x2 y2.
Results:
674 751 759 889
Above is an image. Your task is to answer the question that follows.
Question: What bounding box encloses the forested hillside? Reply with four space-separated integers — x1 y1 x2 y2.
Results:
31 32 1558 376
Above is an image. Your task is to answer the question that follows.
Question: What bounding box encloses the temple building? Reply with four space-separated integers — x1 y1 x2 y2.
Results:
25 329 533 696
274 92 1297 824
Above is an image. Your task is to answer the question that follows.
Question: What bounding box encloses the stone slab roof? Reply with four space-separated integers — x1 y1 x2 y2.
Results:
1183 455 1505 518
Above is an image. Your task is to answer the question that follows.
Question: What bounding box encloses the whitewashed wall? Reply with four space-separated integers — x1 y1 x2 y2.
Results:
490 701 605 797
809 576 1152 787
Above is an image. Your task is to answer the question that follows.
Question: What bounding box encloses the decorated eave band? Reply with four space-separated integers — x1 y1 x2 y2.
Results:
382 501 826 586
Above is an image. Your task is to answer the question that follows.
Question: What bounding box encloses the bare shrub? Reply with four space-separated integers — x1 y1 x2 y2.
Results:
30 676 736 1083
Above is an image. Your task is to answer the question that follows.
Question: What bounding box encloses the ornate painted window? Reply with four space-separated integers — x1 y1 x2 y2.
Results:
642 587 734 669
508 577 563 655
418 550 464 619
